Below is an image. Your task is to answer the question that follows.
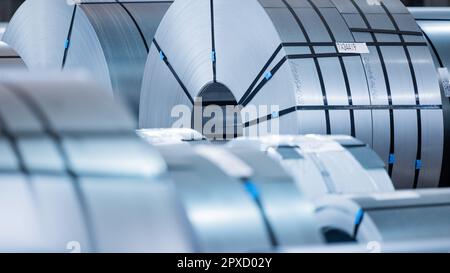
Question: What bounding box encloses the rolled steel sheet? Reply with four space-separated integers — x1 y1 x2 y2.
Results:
0 73 195 253
3 0 174 116
410 7 450 187
139 0 445 189
0 41 26 71
315 189 450 245
156 143 322 251
230 135 394 199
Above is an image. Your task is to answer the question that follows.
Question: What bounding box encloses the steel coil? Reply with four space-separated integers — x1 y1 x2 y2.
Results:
0 73 194 252
3 0 174 116
156 143 323 251
139 0 446 190
410 7 450 187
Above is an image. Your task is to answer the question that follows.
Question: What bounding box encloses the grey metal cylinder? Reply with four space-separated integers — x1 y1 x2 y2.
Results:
156 143 323 252
0 73 195 253
3 0 173 117
139 0 445 190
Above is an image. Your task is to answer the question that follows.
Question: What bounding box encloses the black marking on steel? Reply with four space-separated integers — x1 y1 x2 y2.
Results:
210 0 217 82
153 39 194 104
243 104 441 128
281 0 331 134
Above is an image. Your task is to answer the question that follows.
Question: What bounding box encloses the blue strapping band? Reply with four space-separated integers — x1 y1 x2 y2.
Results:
389 154 396 164
354 208 364 226
159 51 165 60
64 39 70 49
244 181 260 200
265 71 273 81
211 51 216 63
271 111 279 119
416 159 422 170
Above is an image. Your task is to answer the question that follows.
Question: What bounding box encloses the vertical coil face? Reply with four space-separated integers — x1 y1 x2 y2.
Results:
0 75 194 252
3 0 173 116
139 0 446 189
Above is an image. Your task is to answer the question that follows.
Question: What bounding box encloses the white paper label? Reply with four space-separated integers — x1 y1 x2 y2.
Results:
336 43 370 54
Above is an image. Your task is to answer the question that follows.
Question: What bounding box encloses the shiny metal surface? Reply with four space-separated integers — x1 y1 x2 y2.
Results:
315 189 450 244
3 0 173 116
0 41 25 71
137 128 208 145
230 135 394 199
139 0 444 189
410 7 450 187
0 73 194 253
156 144 275 252
225 145 323 246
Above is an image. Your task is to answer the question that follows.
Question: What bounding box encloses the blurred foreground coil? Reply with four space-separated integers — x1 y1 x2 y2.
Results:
230 135 394 199
139 0 447 190
3 0 174 116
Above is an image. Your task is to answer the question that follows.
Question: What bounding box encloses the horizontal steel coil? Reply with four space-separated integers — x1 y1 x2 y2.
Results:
139 0 446 189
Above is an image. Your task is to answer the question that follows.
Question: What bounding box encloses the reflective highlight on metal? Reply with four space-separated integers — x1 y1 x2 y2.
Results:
0 73 195 253
137 128 208 145
230 135 394 199
139 0 445 190
315 189 450 244
3 0 174 117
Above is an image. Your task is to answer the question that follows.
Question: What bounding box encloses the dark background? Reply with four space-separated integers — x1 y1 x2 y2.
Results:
0 0 450 21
